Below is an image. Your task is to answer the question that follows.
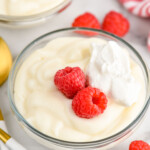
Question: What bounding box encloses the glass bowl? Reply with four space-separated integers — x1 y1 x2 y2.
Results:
0 0 71 27
8 28 150 150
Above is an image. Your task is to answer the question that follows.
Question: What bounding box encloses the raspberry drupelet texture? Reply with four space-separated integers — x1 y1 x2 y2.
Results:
54 67 86 99
72 87 108 119
129 140 150 150
72 12 101 36
102 11 129 37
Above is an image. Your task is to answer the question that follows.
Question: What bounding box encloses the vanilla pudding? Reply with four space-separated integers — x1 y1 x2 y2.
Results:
0 0 66 16
14 37 146 142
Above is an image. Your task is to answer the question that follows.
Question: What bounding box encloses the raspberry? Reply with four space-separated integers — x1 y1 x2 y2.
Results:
72 87 108 119
129 140 150 150
102 11 129 37
72 12 101 36
54 67 86 98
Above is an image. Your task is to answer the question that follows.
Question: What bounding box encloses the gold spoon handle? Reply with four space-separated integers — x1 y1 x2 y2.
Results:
0 128 11 143
0 110 4 120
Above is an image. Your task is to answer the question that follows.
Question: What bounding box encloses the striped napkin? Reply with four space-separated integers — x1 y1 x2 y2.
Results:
119 0 150 51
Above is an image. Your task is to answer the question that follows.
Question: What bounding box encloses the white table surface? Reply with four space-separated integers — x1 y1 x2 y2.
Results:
0 0 150 149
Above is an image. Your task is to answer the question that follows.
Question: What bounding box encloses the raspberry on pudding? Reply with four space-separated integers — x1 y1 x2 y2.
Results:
54 67 86 98
72 86 108 119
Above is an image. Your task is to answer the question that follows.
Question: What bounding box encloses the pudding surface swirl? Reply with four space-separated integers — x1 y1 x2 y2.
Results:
14 37 146 142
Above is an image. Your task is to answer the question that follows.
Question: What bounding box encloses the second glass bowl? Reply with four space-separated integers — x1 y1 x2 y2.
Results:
0 0 71 27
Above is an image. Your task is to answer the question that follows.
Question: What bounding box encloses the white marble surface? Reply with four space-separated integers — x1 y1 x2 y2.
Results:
0 0 150 150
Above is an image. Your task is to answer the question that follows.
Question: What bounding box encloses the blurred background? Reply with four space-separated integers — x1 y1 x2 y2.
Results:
0 0 150 149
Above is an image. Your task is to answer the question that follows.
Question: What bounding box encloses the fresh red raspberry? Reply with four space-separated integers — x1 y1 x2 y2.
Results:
129 140 150 150
54 67 86 98
72 87 108 119
72 12 101 36
102 11 130 37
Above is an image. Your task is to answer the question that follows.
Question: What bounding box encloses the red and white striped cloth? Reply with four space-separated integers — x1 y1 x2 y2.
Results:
148 32 150 50
120 0 150 51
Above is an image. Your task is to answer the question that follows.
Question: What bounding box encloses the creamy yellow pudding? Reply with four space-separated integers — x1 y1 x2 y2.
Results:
0 0 67 16
14 37 146 142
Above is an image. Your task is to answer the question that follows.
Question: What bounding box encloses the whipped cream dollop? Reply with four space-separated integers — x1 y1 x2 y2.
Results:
87 41 141 106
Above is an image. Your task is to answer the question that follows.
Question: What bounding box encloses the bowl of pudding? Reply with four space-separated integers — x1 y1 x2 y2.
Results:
0 0 71 27
8 28 150 150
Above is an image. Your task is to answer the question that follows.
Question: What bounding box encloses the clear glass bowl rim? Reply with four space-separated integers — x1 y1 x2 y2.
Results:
8 27 150 148
0 0 71 25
